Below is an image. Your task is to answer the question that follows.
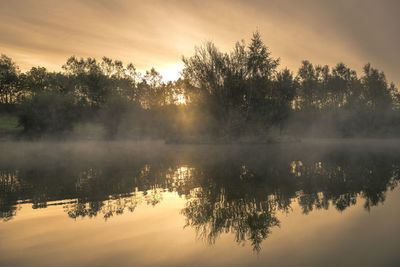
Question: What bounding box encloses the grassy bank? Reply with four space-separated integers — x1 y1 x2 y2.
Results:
0 113 22 139
0 113 107 140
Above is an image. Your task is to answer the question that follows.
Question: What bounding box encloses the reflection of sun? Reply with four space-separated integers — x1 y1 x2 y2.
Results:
175 94 186 105
165 165 193 188
179 166 187 172
175 166 190 180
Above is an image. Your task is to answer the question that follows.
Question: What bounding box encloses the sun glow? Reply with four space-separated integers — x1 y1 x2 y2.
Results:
158 64 183 82
175 94 187 105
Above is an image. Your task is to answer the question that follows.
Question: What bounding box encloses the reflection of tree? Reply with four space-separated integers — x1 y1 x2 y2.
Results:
293 151 400 213
63 164 165 220
1 146 400 251
64 193 148 220
182 188 280 252
0 170 21 221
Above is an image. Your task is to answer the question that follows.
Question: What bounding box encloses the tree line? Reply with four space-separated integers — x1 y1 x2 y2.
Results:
1 32 399 139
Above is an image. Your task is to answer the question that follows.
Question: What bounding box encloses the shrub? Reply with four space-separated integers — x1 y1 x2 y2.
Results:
18 92 77 137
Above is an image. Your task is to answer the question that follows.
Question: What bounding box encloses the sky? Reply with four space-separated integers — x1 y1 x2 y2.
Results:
0 0 399 84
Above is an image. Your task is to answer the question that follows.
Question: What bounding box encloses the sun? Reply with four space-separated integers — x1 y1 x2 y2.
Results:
158 64 183 82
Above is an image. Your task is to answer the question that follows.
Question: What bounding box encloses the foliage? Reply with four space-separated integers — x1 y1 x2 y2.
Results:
18 92 77 137
0 31 399 139
182 32 285 138
101 94 134 139
0 54 21 104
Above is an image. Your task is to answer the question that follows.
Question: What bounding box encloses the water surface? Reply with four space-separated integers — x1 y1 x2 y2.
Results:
1 141 400 266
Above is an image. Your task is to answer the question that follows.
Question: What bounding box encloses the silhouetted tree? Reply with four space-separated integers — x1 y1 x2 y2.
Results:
0 54 21 104
361 63 394 111
1 30 400 139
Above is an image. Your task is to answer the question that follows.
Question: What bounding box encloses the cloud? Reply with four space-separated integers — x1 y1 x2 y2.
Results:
0 0 398 84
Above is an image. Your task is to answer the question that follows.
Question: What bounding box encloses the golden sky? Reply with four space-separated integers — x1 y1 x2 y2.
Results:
1 0 399 84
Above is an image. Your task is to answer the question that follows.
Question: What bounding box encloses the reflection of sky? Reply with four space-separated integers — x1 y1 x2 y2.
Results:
1 190 399 266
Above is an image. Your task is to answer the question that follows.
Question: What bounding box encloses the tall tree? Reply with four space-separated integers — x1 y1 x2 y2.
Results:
246 32 279 127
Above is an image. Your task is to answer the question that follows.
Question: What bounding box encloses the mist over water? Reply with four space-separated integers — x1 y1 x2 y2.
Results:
1 140 400 266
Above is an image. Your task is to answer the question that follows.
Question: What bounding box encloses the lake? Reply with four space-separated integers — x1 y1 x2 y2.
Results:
1 140 400 266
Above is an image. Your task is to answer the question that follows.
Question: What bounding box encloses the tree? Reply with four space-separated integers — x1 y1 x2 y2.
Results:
361 63 393 111
100 57 139 101
245 32 279 130
138 68 166 109
0 54 21 104
22 67 50 94
247 31 279 79
101 94 131 139
18 92 77 137
182 32 281 138
297 60 318 110
329 63 359 110
182 42 233 137
62 56 111 107
272 69 297 134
